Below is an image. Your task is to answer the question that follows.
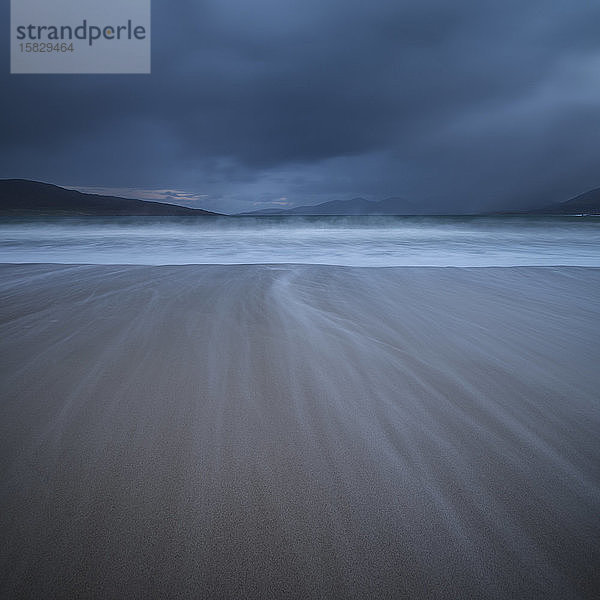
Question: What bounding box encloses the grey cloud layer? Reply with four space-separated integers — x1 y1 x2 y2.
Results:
1 0 599 212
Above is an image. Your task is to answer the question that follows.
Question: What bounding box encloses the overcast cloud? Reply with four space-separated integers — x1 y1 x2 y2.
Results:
1 0 599 213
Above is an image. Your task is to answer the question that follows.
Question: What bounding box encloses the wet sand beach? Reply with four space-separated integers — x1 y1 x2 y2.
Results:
0 264 599 599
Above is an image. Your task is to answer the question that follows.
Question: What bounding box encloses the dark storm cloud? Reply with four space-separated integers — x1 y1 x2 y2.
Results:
1 0 599 212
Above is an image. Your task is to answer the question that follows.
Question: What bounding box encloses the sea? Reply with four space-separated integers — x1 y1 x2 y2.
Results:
1 215 599 267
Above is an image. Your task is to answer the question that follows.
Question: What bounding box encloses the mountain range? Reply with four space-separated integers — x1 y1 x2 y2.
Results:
241 191 600 216
1 179 599 216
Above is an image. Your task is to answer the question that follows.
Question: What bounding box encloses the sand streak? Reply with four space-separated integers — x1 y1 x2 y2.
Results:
1 264 599 598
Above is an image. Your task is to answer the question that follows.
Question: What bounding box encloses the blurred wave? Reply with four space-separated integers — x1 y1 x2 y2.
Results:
1 215 599 266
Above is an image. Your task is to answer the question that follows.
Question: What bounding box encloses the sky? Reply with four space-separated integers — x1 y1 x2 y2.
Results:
1 0 599 214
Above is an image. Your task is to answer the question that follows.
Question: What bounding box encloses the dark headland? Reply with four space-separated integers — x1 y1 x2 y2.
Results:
517 187 600 216
0 179 221 216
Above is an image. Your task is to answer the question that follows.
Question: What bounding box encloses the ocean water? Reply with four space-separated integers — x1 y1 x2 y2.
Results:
1 215 599 267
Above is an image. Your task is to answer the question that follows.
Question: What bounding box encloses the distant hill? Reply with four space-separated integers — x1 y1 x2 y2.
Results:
244 188 600 216
240 196 432 216
0 180 220 216
527 188 600 215
490 188 600 216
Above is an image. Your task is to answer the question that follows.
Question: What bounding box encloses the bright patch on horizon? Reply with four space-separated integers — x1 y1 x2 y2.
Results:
62 185 211 208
